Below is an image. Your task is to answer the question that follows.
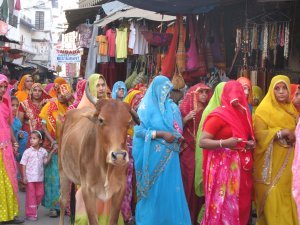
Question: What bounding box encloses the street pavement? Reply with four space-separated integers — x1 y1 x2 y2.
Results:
5 191 69 225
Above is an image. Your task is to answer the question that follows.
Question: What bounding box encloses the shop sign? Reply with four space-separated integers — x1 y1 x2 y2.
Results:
56 54 81 63
0 21 8 35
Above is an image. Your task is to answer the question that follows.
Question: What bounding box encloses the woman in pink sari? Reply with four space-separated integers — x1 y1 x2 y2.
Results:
0 74 24 224
293 120 300 221
199 81 255 225
179 83 210 225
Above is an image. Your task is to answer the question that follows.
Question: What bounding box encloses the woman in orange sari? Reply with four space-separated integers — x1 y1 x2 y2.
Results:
40 83 72 218
49 77 68 98
179 83 210 225
15 74 34 102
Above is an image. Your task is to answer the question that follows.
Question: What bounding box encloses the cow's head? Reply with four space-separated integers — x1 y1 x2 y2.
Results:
84 81 140 166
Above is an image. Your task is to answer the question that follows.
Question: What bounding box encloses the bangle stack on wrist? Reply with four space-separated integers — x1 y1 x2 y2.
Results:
219 139 223 148
277 130 282 139
151 131 157 139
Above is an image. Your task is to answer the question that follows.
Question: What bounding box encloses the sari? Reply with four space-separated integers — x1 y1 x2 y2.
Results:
291 84 300 113
194 82 225 198
39 84 71 210
252 85 264 115
75 74 124 225
112 81 128 101
237 77 253 112
253 75 299 225
133 75 191 225
293 120 300 221
20 83 51 146
179 83 210 225
201 81 254 225
0 74 19 222
15 74 32 102
68 79 87 110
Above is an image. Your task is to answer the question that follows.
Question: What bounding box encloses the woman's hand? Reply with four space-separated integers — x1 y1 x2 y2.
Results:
281 129 296 144
183 110 196 125
23 177 28 184
161 132 177 143
245 140 256 150
223 137 243 148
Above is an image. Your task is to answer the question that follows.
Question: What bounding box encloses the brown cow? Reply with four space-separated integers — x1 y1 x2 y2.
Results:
58 82 140 225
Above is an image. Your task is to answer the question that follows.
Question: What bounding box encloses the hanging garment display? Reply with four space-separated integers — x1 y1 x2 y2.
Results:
76 24 93 48
284 23 289 59
116 27 128 59
176 16 186 73
106 28 116 57
186 16 200 71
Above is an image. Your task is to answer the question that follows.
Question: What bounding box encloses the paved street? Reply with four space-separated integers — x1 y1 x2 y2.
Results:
5 191 69 225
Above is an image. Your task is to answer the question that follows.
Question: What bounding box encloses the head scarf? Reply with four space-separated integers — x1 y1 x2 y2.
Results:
112 81 128 101
49 77 67 98
44 83 54 93
194 82 225 197
252 85 264 114
180 83 211 150
206 80 254 140
15 74 33 102
68 79 87 110
237 77 253 104
77 73 107 109
0 74 13 123
29 83 51 100
291 84 300 101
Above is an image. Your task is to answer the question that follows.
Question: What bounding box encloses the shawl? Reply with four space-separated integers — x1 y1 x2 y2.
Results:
112 81 128 101
15 74 32 102
180 83 210 152
194 82 225 197
68 79 87 110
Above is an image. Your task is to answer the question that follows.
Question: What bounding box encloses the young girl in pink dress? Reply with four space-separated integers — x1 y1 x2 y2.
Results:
20 130 54 221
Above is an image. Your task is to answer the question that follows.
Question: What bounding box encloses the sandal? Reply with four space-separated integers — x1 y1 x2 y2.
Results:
48 209 58 218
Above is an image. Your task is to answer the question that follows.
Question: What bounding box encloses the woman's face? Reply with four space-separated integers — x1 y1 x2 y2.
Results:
117 88 125 99
11 99 19 116
25 76 34 90
31 86 43 100
96 78 106 99
57 92 67 104
198 89 209 104
243 85 250 99
293 88 300 108
0 82 8 98
274 82 289 103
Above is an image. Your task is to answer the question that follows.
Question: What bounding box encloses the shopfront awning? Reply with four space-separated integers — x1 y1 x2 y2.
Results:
95 6 176 27
64 5 104 33
0 35 19 44
117 0 239 15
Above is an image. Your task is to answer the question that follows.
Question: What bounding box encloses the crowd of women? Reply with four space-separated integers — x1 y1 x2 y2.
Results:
1 71 300 225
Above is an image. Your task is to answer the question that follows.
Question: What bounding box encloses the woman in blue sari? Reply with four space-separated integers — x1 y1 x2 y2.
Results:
112 81 127 101
133 75 191 225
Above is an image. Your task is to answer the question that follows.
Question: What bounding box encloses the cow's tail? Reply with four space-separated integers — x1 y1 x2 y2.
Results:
70 182 76 225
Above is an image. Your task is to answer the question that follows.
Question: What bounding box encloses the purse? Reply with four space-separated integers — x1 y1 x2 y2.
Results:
186 16 200 71
172 65 185 90
125 56 143 89
141 31 173 47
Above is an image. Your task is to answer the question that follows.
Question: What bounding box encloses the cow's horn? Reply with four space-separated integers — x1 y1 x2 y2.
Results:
130 109 140 125
85 81 97 105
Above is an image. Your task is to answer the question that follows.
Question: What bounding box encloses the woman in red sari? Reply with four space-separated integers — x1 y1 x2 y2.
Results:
291 84 300 113
200 81 255 225
179 83 210 225
18 83 51 147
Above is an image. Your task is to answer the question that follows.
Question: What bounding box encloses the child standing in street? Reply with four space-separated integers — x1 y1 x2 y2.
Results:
20 130 54 221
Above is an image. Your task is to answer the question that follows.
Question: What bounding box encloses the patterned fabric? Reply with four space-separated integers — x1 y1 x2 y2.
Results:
133 75 191 225
20 147 48 182
68 80 87 110
293 121 300 221
0 74 19 222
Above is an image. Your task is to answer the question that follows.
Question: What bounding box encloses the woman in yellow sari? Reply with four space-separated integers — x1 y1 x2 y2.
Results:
39 83 72 218
254 75 299 225
15 74 34 102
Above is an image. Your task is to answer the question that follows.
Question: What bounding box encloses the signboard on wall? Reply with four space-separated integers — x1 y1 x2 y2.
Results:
56 49 81 63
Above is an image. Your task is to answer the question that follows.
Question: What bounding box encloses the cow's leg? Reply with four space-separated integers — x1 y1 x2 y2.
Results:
59 171 71 225
81 186 98 225
109 185 126 225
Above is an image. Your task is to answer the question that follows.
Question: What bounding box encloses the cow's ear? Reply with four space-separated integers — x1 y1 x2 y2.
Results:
123 102 140 125
81 110 99 123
